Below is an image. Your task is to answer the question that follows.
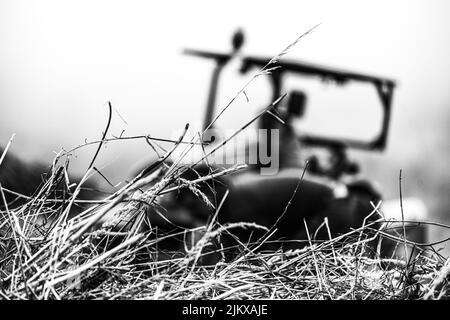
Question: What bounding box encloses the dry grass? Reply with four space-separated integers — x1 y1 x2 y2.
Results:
1 27 449 300
1 130 449 300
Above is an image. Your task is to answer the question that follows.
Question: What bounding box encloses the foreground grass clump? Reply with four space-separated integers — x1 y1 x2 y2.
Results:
0 141 449 300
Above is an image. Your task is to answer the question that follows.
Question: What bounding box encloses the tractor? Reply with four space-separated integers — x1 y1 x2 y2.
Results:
142 30 428 261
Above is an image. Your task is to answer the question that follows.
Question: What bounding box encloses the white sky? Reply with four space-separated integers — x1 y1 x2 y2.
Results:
0 0 449 182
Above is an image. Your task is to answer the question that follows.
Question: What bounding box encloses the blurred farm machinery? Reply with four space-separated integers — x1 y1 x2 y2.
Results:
170 30 428 259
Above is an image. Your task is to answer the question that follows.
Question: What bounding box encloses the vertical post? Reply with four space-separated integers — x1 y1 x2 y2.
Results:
373 81 394 150
203 62 226 131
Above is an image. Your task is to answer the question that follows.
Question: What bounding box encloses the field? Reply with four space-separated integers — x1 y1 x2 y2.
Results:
1 125 449 300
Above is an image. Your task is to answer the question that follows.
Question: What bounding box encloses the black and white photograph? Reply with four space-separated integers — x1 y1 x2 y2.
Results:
0 0 449 303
